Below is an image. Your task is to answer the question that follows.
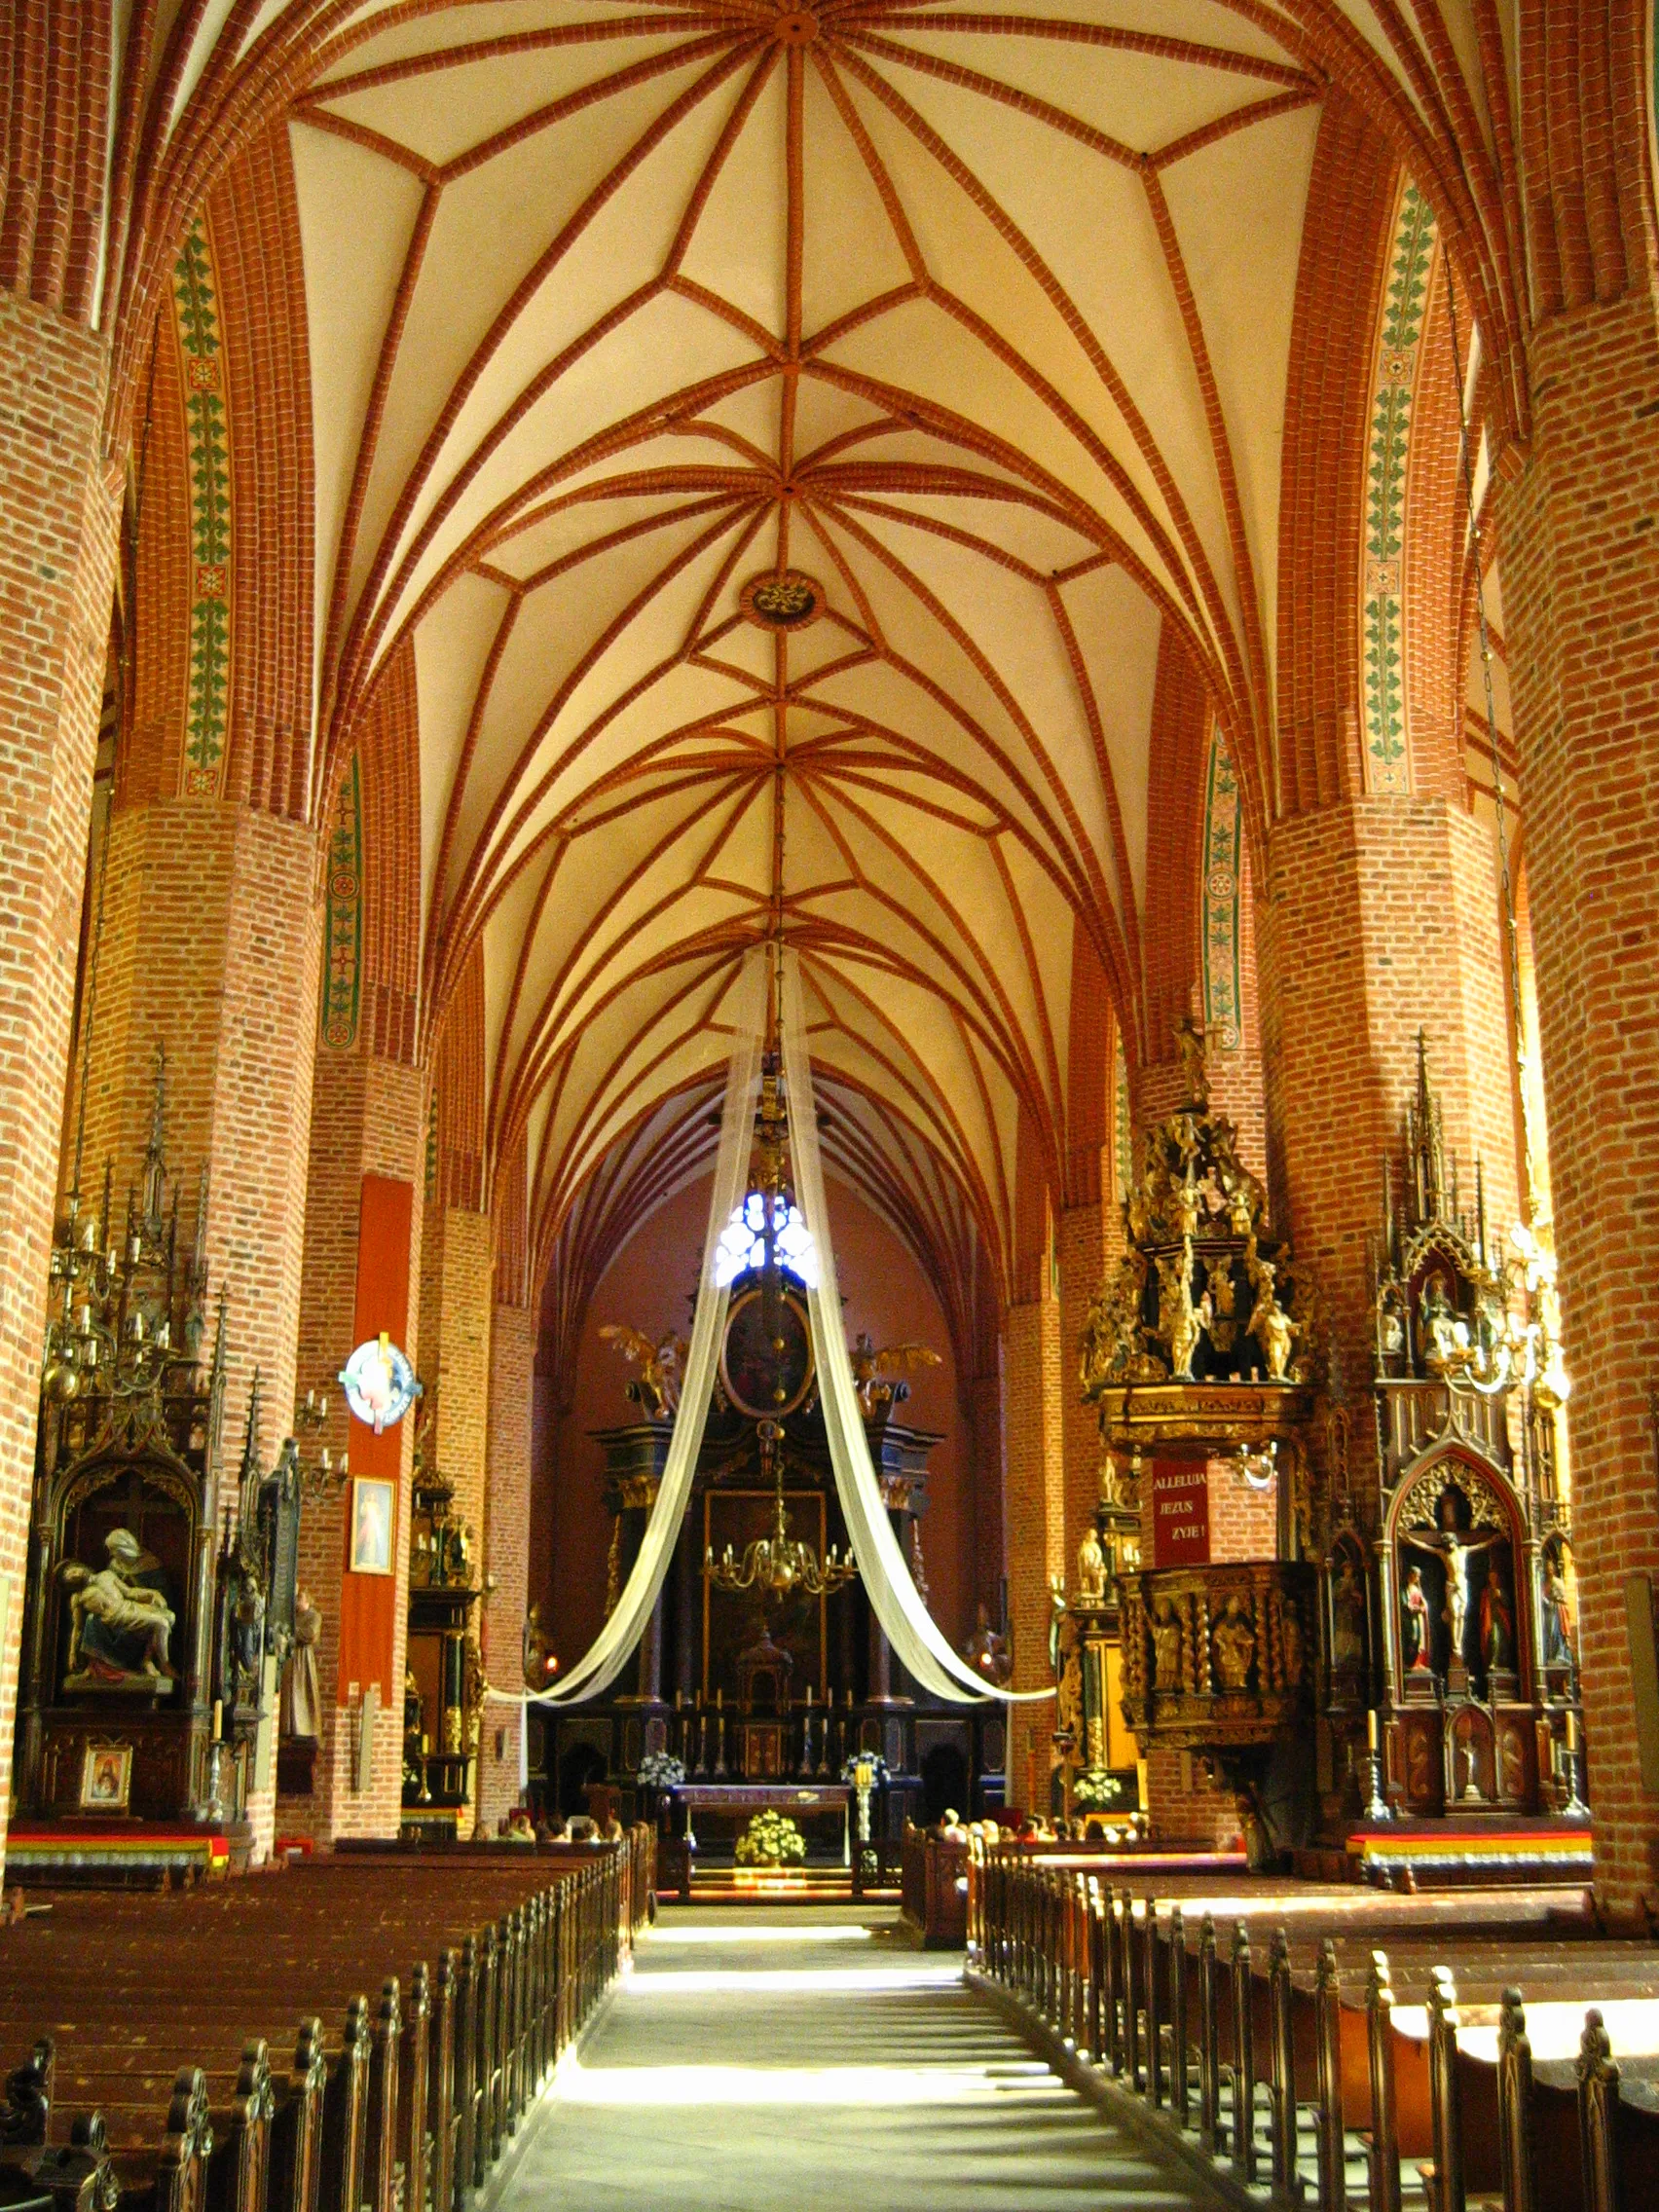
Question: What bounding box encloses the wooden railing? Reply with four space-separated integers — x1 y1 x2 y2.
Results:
971 1846 1659 2212
0 1830 652 2212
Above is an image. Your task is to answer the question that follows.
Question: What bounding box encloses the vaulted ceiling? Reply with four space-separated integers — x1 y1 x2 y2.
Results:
114 0 1529 1297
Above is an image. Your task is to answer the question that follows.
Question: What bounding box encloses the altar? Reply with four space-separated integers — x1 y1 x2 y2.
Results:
668 1781 852 1864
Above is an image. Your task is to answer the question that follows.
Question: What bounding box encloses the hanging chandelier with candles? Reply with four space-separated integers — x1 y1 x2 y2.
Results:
706 1418 858 1600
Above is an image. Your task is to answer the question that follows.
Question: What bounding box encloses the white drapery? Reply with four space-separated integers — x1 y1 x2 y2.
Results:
529 947 770 1705
497 938 1046 1736
778 949 1050 1706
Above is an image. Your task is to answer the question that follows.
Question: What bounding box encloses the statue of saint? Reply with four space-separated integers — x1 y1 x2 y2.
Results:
1278 1601 1305 1689
63 1529 176 1685
1247 1258 1298 1380
1400 1565 1432 1673
1211 1594 1256 1691
1541 1559 1575 1669
1479 1565 1514 1672
281 1584 322 1741
1159 1241 1201 1379
1331 1558 1367 1671
1076 1525 1107 1602
1417 1279 1470 1375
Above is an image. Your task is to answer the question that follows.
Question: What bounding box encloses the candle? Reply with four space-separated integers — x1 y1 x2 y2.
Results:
1366 1710 1380 1752
717 1688 723 1709
211 1699 223 1742
1567 1710 1580 1751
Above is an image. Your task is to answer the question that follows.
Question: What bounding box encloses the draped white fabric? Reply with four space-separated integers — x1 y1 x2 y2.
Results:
778 950 1051 1706
530 948 770 1704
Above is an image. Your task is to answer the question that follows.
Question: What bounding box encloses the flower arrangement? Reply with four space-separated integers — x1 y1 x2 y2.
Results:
636 1751 685 1791
1071 1766 1133 1811
839 1751 890 1788
734 1809 807 1865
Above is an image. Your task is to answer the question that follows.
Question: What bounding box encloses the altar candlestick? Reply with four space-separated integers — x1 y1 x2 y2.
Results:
211 1699 223 1743
1366 1710 1380 1751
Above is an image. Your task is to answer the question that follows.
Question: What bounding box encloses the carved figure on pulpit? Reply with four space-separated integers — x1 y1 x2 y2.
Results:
1204 1260 1239 1354
1401 1566 1431 1674
1077 1525 1107 1602
1246 1256 1298 1381
1159 1244 1201 1379
62 1529 176 1687
1479 1565 1514 1672
1174 1013 1211 1108
1279 1601 1305 1689
1150 1597 1184 1690
1212 1594 1256 1691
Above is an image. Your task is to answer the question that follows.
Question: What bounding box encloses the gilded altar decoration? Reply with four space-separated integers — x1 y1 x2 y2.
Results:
849 1333 940 1416
1081 1017 1322 1405
402 1424 483 1829
598 1323 686 1420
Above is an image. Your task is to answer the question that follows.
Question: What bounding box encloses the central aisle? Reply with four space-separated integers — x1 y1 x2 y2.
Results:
500 1906 1223 2211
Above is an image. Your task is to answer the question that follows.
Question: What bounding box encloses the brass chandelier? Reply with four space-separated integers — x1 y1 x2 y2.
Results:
706 1419 857 1600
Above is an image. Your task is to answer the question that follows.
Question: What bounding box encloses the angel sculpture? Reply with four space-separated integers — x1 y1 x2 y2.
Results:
848 1331 941 1414
598 1324 687 1419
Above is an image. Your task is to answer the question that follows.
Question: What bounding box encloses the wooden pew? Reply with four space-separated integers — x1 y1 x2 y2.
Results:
0 1839 644 2212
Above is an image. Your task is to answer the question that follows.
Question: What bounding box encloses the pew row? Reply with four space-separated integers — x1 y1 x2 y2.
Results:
970 1844 1659 2212
0 1829 652 2212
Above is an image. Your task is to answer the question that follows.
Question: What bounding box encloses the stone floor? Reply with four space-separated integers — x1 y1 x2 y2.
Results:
496 1906 1223 2211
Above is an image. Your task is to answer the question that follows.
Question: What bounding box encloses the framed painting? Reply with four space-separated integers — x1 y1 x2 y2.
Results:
350 1476 396 1575
80 1740 132 1812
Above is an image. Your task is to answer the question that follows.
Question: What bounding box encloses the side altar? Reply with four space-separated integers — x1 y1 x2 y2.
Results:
1057 1021 1585 1879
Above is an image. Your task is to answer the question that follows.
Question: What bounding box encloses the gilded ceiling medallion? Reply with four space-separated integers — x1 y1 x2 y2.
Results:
740 570 824 631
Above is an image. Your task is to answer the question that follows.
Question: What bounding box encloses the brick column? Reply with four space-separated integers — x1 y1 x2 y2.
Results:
286 1051 424 1844
1003 1294 1064 1813
1258 796 1518 1386
476 1298 535 1833
1498 288 1659 1925
76 796 321 1863
0 293 117 1876
81 799 322 1437
418 1204 494 1829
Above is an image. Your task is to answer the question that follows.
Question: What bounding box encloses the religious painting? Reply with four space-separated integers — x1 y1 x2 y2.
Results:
350 1476 396 1576
702 1489 827 1702
79 1739 132 1812
719 1289 814 1419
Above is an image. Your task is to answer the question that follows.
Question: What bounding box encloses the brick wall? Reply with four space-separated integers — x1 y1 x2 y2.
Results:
0 292 116 1876
418 1204 493 1830
477 1298 535 1833
1258 794 1518 1387
285 1049 423 1844
1498 285 1659 1926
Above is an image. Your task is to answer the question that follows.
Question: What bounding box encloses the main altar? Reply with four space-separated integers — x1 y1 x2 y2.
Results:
537 1065 1007 1862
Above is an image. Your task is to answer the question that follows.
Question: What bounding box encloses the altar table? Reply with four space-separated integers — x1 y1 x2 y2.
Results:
670 1782 852 1864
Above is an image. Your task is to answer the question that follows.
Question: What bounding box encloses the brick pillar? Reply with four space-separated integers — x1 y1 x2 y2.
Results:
418 1204 494 1829
1258 796 1518 1386
286 1051 424 1844
1498 288 1659 1925
476 1298 535 1833
1003 1294 1064 1813
81 800 322 1436
0 293 117 1877
76 797 321 1863
966 1365 1004 1618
